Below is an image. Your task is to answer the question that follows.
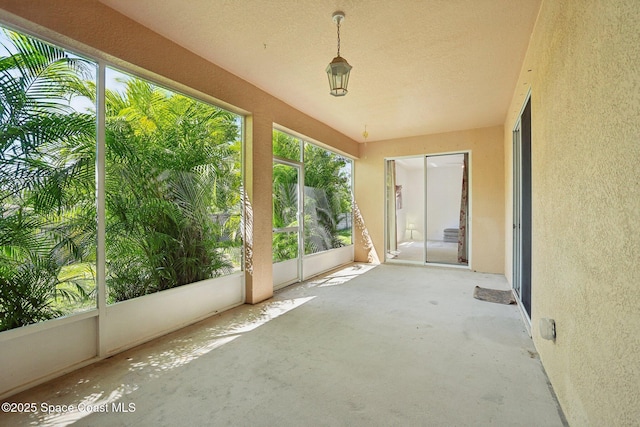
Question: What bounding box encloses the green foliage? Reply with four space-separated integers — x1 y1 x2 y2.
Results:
272 145 301 263
303 144 352 254
0 256 91 330
272 163 299 228
102 75 242 302
0 29 96 331
271 130 353 259
272 232 298 263
0 26 350 332
272 130 300 161
0 28 243 330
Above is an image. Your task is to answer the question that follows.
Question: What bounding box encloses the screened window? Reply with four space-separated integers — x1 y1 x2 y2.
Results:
273 129 301 162
272 129 353 260
0 25 245 332
104 68 243 303
0 28 98 331
303 144 353 254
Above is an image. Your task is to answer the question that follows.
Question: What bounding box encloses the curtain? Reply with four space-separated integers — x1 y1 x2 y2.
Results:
457 154 468 264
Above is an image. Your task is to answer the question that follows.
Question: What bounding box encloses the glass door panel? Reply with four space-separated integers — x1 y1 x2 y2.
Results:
385 157 425 263
425 153 468 265
386 154 469 266
513 96 532 318
272 160 302 287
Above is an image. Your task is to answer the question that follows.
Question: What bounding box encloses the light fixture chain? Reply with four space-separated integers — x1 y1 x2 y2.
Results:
336 20 341 57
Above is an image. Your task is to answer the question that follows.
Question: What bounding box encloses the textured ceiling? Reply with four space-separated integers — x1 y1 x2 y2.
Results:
98 0 541 142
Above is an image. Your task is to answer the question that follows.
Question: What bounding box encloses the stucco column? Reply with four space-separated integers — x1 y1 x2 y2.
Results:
244 113 274 304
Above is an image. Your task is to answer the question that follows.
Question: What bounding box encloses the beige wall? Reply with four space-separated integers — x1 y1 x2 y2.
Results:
504 0 640 424
0 0 359 305
355 126 505 274
4 1 639 422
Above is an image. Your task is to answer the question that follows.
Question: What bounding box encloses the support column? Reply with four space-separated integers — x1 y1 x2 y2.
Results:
244 113 274 303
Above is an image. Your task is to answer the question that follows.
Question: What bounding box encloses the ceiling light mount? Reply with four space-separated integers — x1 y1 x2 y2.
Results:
326 11 352 97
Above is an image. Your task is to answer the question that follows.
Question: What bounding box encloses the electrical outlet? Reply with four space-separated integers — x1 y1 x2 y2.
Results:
539 318 556 341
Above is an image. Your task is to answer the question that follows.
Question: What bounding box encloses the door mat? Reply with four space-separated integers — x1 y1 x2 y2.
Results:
473 286 516 305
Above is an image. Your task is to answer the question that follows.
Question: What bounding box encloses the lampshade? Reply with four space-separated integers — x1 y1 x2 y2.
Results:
327 11 352 97
326 56 352 96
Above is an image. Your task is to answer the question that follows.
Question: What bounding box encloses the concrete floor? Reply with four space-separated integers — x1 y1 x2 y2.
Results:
1 264 566 427
394 240 460 264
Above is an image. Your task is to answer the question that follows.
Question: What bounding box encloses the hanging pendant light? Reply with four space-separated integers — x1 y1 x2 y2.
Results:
326 11 352 97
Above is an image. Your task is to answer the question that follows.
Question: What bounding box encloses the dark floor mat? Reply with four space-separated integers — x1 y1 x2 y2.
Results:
473 286 516 305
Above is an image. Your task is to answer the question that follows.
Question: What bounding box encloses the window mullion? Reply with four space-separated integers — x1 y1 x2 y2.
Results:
96 60 107 357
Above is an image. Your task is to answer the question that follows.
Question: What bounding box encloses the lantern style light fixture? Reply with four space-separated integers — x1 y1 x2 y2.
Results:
326 11 352 96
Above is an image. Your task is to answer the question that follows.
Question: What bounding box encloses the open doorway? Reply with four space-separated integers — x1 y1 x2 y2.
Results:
272 159 303 288
385 153 469 266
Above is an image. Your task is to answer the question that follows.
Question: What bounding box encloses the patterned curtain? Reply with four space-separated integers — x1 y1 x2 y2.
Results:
457 154 468 264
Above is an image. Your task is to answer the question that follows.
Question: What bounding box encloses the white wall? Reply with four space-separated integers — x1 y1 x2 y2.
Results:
426 165 463 240
395 163 424 242
0 275 244 399
392 157 463 243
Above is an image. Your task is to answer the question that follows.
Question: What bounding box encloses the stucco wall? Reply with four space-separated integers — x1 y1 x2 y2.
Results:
355 126 504 274
504 0 640 424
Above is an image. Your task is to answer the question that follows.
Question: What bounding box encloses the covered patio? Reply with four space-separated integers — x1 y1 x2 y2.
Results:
2 264 565 426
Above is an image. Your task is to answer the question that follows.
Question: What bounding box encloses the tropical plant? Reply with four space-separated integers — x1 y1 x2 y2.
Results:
0 29 96 331
271 130 352 260
303 144 351 254
273 129 300 161
272 161 300 262
99 74 242 302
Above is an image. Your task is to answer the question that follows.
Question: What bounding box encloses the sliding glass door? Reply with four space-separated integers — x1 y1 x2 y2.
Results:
385 153 469 266
425 153 468 265
272 159 302 287
513 96 532 318
386 157 425 262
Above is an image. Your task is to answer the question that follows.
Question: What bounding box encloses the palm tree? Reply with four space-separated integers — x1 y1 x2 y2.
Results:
271 130 352 258
303 144 351 254
272 161 300 262
0 29 96 331
100 75 242 302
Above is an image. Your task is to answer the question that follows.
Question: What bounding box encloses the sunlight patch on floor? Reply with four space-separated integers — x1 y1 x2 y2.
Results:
21 296 316 427
128 296 316 374
307 263 377 288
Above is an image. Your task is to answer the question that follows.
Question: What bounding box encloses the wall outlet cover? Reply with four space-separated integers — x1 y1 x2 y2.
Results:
539 318 556 341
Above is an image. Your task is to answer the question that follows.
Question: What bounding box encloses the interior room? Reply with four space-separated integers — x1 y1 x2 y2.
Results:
0 1 638 426
387 154 467 265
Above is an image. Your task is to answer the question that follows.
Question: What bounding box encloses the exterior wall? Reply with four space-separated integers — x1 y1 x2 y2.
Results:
504 0 640 424
0 0 359 306
355 126 505 274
